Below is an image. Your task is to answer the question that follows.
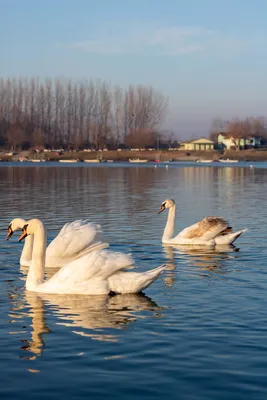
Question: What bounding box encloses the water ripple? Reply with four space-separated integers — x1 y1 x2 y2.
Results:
1 163 267 400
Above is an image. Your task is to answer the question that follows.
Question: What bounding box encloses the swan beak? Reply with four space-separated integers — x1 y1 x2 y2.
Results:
18 228 28 242
6 227 14 241
158 205 165 214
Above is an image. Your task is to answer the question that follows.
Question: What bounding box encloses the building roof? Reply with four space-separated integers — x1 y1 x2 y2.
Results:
190 137 214 144
180 137 214 144
217 132 263 139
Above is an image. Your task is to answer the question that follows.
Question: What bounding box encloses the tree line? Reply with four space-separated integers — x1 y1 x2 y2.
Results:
210 117 267 142
0 77 168 150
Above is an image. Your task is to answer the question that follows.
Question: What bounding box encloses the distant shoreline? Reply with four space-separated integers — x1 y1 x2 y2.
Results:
1 149 267 162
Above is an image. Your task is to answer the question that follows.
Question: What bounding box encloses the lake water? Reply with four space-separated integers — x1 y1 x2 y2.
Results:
1 162 267 400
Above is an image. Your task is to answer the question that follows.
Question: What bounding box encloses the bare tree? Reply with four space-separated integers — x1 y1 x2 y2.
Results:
84 80 96 147
7 124 25 150
113 86 123 146
32 127 44 147
97 82 112 147
44 78 52 144
78 81 86 146
58 80 66 146
209 118 230 141
0 77 169 149
66 79 73 146
210 117 267 146
123 85 168 148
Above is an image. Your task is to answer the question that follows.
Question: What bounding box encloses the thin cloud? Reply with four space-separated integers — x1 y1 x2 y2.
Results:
71 40 123 54
66 24 261 56
146 26 213 55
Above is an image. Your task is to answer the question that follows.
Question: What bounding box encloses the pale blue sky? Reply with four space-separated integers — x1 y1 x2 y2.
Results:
1 0 267 138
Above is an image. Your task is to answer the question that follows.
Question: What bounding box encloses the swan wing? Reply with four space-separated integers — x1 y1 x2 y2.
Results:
178 217 230 241
46 220 108 262
40 249 134 294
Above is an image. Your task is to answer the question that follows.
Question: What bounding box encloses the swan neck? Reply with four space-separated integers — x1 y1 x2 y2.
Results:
20 235 34 265
163 204 176 242
26 223 46 291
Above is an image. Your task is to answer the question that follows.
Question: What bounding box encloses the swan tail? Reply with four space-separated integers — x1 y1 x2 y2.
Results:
215 229 248 245
108 264 167 294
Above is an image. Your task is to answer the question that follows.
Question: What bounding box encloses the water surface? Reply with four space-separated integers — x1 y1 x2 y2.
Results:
1 163 267 399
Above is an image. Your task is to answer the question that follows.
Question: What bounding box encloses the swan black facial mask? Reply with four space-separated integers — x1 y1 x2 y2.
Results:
6 224 14 240
158 203 166 214
18 224 29 242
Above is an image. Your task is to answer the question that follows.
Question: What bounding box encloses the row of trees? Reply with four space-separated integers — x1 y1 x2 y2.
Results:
0 77 168 150
210 117 267 141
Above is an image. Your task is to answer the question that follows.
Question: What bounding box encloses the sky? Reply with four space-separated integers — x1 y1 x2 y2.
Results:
1 0 267 139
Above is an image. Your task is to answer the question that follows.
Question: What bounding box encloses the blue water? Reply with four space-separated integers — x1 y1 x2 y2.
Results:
1 162 267 399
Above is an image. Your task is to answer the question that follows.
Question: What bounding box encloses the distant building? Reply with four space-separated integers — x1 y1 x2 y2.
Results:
217 133 264 150
245 136 263 147
179 138 214 151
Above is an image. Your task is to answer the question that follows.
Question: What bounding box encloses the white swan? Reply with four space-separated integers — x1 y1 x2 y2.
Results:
17 219 166 295
158 199 247 246
6 218 108 268
7 219 34 266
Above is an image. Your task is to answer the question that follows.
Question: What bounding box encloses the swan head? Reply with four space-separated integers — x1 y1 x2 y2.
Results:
6 218 26 240
18 219 44 242
158 199 176 214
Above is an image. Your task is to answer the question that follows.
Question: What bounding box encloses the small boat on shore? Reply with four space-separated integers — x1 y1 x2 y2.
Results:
129 159 148 163
84 159 100 163
196 159 214 163
219 159 239 163
30 159 41 162
59 159 78 163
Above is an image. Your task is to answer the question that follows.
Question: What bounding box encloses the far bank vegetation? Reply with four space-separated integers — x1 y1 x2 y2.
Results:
210 117 267 142
0 77 168 151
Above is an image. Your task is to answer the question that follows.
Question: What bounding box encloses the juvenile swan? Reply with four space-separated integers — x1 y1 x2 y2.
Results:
6 218 108 268
158 199 247 246
18 219 166 295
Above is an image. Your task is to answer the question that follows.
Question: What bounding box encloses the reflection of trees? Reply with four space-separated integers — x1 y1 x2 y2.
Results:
7 288 164 360
174 166 264 229
0 166 168 243
1 164 263 237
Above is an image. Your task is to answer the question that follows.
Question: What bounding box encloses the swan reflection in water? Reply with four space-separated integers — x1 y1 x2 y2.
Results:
8 287 164 360
162 243 240 284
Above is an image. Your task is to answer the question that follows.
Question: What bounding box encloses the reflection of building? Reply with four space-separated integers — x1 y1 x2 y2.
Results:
217 133 263 150
179 138 214 151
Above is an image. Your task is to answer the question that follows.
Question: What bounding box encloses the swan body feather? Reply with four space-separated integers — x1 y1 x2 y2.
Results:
7 218 109 268
159 199 247 246
45 219 108 268
37 249 134 295
19 219 166 295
